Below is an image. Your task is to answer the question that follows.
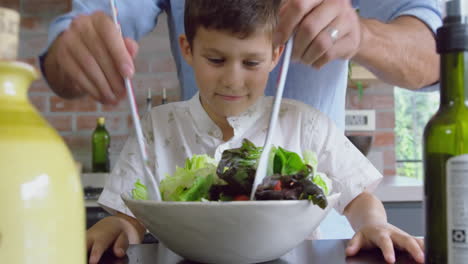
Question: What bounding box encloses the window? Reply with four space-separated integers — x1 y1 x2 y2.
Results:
394 87 439 179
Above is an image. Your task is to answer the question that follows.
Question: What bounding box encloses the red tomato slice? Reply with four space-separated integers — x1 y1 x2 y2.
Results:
233 195 250 201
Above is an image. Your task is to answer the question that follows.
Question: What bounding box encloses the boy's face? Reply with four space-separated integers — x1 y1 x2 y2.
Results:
179 27 284 119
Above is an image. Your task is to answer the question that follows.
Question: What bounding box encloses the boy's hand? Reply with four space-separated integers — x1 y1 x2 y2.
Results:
43 11 139 105
345 223 424 263
86 213 145 264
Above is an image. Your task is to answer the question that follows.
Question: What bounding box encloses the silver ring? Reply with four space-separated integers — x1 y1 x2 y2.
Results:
327 27 339 44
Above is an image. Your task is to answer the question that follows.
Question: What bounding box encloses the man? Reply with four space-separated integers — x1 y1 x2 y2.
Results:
41 0 442 130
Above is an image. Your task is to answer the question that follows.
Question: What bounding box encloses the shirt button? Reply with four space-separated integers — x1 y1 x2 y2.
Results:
214 130 222 138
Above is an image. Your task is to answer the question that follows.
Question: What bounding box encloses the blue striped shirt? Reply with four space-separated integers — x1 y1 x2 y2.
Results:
44 0 442 129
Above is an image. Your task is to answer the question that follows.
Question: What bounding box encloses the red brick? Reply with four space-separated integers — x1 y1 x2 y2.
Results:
21 16 41 30
61 134 91 152
76 115 126 132
138 35 171 54
383 149 396 168
384 168 396 176
151 56 176 73
29 79 51 93
374 132 395 147
45 115 72 132
1 0 20 10
19 57 38 67
134 56 151 73
19 34 48 58
22 0 71 16
345 131 373 137
346 94 394 110
132 75 160 93
102 100 129 112
28 94 47 112
376 111 395 129
109 134 130 153
50 96 97 112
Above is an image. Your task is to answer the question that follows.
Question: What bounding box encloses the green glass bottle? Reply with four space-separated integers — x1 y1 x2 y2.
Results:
424 1 468 263
92 117 110 172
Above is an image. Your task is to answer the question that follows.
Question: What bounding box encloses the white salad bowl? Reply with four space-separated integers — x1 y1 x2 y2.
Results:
121 192 341 264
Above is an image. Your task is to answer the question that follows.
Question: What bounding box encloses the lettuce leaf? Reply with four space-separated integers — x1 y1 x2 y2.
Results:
132 179 148 200
160 154 218 201
303 150 318 176
312 172 332 195
216 139 262 196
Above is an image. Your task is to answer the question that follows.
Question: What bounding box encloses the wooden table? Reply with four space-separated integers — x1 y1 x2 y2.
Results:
98 239 418 264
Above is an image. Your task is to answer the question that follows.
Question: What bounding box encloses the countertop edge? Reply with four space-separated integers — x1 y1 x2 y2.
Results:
374 176 422 202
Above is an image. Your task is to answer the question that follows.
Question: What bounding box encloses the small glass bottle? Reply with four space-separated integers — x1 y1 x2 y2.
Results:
92 117 110 172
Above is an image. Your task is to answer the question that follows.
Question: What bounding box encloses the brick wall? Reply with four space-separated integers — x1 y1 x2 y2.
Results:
6 1 180 171
346 81 396 176
7 0 395 175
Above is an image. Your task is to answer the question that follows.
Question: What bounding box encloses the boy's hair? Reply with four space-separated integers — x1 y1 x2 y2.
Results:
184 0 281 46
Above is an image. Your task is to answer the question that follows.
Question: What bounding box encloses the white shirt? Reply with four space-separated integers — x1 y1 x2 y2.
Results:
98 93 383 226
44 1 442 130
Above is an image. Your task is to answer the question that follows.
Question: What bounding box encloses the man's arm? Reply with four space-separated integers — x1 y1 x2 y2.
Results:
354 16 439 90
274 0 442 90
41 0 164 103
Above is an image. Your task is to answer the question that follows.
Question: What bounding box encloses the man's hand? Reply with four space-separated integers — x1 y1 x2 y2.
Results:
275 0 360 68
43 11 139 104
346 223 424 263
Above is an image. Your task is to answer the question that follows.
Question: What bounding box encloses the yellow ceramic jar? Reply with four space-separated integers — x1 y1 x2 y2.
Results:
0 61 85 263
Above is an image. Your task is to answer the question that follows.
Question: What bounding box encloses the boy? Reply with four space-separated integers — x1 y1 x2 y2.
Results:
87 1 424 263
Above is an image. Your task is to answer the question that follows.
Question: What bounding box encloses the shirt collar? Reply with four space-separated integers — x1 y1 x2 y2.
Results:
227 96 268 138
187 92 269 140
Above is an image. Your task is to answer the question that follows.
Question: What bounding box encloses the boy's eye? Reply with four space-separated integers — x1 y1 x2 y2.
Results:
207 58 225 64
243 61 260 67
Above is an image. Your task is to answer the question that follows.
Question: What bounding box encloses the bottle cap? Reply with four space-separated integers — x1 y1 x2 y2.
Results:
437 0 468 53
0 8 20 60
446 0 468 19
97 117 105 125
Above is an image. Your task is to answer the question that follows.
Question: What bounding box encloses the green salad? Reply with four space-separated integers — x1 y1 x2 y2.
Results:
132 139 331 209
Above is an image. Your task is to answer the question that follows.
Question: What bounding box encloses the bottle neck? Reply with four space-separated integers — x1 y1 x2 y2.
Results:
440 52 468 106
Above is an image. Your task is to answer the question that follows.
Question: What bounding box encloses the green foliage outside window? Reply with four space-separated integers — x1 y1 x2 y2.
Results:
394 87 439 179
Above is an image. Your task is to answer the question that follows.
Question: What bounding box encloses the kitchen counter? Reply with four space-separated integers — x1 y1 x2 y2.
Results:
374 176 422 202
98 239 418 264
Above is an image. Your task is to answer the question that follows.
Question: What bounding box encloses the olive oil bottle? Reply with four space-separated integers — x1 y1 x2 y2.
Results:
424 1 468 263
92 117 110 172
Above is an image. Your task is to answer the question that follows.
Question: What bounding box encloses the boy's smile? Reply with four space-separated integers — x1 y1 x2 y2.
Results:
179 27 283 135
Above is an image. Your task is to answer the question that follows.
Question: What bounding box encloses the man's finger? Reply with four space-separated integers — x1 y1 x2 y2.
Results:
93 11 135 78
293 1 340 60
312 33 353 69
81 17 126 101
346 232 363 256
124 37 139 59
113 232 129 258
61 40 102 102
67 22 119 104
274 0 322 45
300 27 333 65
